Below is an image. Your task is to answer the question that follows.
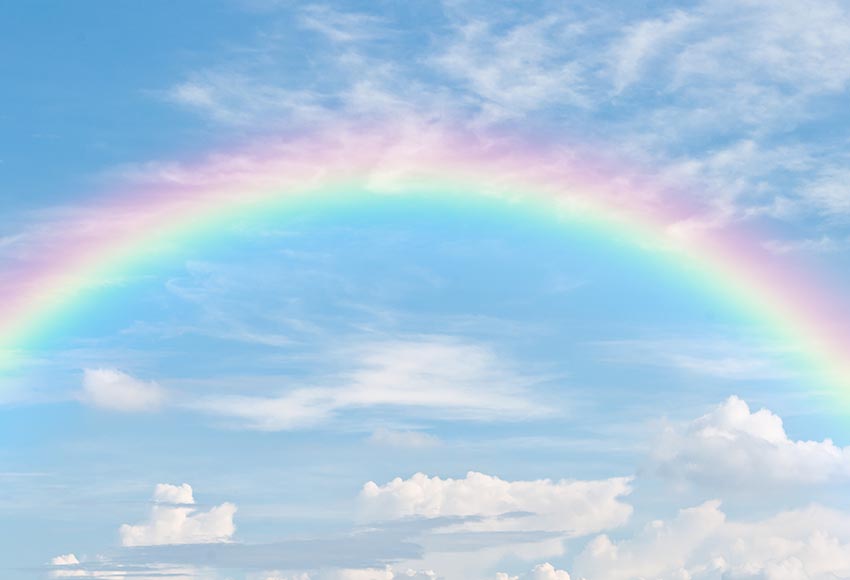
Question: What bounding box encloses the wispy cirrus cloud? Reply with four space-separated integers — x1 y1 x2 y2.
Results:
194 336 552 430
77 335 554 430
430 14 589 121
166 71 325 126
298 5 385 44
592 336 795 381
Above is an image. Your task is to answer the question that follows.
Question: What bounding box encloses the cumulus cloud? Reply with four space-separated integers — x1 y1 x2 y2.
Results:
572 501 850 580
80 368 166 412
119 483 236 546
653 396 850 486
49 554 86 578
359 471 633 536
496 562 571 580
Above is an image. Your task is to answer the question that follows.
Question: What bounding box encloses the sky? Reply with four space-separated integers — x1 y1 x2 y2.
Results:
2 1 850 579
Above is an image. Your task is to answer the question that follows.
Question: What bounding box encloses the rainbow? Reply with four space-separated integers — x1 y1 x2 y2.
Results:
1 123 848 393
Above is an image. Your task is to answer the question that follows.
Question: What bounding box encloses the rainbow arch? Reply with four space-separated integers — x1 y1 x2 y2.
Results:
1 125 848 392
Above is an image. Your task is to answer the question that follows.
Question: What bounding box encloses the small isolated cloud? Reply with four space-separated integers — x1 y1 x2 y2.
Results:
119 483 236 546
368 428 440 448
80 368 166 412
49 554 86 578
653 396 850 486
359 471 633 536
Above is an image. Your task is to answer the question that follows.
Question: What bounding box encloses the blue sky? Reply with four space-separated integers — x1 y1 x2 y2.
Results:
3 1 850 579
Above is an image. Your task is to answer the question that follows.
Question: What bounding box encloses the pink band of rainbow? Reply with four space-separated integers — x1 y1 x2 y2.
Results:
1 124 847 392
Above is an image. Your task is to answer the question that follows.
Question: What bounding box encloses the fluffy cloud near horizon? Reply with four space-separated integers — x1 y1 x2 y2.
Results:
496 562 571 580
572 501 850 580
359 471 633 536
119 483 236 547
653 396 850 486
80 368 166 412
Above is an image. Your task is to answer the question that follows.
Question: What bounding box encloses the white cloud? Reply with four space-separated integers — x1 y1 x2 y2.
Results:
496 563 571 580
119 483 237 546
80 368 166 412
299 5 383 43
196 337 550 430
50 554 86 578
166 72 324 126
610 0 850 132
602 0 850 221
144 0 850 231
528 563 570 580
763 235 850 255
653 396 850 486
610 11 693 93
802 166 850 217
670 0 850 95
572 501 850 580
432 15 587 120
359 471 633 535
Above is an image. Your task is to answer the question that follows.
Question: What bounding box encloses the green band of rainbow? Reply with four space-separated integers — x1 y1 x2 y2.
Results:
1 127 847 394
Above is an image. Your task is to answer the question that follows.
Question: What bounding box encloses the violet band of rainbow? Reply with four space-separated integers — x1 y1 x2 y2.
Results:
0 125 847 393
